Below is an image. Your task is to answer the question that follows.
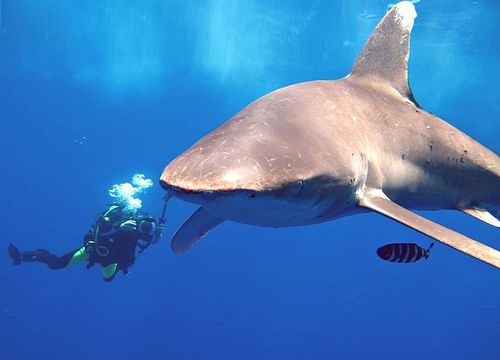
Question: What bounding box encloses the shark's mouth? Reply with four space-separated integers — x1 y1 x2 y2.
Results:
160 179 260 206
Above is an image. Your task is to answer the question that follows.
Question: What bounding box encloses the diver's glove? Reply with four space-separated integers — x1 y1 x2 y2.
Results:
119 219 138 232
85 240 96 254
155 223 164 239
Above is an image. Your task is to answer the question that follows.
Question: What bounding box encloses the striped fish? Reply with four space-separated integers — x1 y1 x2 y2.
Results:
377 243 434 263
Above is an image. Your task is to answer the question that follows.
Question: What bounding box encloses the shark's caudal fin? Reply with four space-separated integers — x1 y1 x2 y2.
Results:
171 207 224 254
350 1 418 105
359 189 500 268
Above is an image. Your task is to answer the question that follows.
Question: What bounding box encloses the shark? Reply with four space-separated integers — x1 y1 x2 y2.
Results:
160 1 500 268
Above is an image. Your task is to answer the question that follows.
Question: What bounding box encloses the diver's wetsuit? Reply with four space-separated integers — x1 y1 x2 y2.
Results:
8 205 160 282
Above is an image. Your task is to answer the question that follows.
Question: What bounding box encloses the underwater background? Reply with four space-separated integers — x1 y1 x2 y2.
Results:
1 0 498 359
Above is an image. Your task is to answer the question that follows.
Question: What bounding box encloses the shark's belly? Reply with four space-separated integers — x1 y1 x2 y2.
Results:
202 196 336 227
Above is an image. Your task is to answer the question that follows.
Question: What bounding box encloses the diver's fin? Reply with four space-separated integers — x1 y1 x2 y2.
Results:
171 207 224 254
358 189 500 268
8 243 21 265
350 1 418 104
458 207 500 228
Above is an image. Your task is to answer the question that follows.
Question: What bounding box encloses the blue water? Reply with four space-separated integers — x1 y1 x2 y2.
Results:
1 1 498 359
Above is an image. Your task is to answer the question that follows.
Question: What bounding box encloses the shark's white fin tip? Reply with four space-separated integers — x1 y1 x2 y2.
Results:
393 1 417 31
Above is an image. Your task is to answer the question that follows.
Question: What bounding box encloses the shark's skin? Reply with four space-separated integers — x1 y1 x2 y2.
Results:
160 2 500 267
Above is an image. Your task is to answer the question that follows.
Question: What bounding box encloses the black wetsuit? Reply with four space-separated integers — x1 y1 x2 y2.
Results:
8 205 160 282
84 223 146 276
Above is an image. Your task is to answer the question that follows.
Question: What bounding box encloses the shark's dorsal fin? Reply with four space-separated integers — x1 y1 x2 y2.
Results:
359 189 500 268
350 1 418 104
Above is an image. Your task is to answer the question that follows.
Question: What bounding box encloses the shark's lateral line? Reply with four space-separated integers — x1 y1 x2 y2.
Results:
160 1 500 268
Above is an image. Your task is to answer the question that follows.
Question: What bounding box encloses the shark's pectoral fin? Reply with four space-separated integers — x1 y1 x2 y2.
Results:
359 189 500 268
458 207 500 228
171 207 224 254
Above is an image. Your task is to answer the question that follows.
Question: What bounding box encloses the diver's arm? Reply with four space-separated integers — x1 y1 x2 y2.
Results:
152 220 164 243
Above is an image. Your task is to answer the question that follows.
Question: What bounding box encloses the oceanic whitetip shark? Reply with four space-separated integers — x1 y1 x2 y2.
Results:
160 1 500 268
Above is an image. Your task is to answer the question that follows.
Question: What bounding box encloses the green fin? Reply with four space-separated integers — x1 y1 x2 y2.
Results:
102 263 118 280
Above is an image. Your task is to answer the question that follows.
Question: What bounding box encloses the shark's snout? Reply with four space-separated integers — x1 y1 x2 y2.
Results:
160 159 271 197
160 137 308 196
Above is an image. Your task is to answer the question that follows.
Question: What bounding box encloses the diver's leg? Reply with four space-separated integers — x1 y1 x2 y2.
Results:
101 263 118 282
43 247 89 269
67 247 89 266
10 245 88 270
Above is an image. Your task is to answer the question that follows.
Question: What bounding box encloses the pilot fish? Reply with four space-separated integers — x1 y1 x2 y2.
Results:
377 243 434 263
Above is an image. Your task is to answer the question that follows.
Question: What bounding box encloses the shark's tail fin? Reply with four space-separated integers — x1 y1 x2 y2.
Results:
349 1 418 105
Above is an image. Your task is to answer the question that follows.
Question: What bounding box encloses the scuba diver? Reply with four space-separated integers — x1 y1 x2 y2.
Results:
8 201 167 282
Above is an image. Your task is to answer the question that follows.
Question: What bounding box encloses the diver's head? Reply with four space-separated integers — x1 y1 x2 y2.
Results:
138 218 156 237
